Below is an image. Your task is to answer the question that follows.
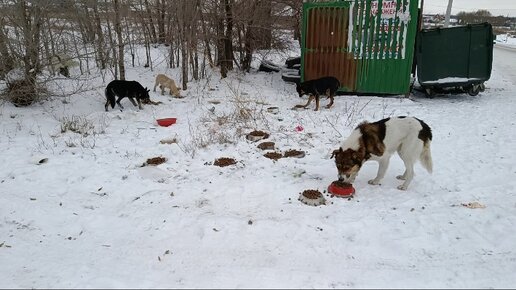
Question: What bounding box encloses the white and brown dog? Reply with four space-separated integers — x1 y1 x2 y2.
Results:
331 116 433 190
153 74 182 98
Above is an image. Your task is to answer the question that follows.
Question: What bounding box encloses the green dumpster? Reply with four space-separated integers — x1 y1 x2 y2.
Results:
416 22 494 96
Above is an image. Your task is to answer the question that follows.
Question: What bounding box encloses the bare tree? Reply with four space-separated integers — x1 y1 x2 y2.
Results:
19 0 43 83
113 0 126 80
277 0 303 46
220 0 234 78
199 1 215 68
156 0 166 43
92 0 108 70
132 0 153 68
456 10 493 25
143 0 157 43
234 0 272 72
0 15 14 80
76 0 96 43
176 0 196 89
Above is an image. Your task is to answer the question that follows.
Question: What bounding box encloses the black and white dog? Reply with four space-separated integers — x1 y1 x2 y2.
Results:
104 80 150 111
296 76 340 111
331 116 433 190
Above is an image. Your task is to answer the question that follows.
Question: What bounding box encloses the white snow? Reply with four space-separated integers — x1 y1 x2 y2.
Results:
422 77 482 84
496 33 516 46
1 36 516 288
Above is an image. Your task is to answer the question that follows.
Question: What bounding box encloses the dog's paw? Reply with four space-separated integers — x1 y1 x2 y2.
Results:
397 184 408 190
396 175 406 180
368 179 380 185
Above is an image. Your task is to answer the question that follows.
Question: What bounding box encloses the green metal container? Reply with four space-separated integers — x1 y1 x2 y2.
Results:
301 0 420 95
416 22 493 96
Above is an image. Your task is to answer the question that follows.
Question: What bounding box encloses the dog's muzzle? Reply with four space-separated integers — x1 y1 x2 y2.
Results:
338 173 356 183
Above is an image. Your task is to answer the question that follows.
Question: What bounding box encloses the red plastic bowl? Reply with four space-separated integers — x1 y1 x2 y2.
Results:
156 118 177 127
328 181 355 197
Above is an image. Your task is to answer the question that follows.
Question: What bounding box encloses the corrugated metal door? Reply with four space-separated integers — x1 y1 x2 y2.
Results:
304 5 358 91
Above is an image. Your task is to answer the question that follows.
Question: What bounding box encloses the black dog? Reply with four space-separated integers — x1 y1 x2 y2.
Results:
296 76 340 111
104 80 150 111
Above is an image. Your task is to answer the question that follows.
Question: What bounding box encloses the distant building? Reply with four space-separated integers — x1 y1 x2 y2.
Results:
422 14 459 29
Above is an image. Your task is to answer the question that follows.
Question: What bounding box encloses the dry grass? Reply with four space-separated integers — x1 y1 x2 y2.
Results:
178 83 270 158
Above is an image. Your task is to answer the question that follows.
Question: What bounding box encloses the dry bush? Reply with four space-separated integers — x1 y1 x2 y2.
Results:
60 116 95 136
2 79 48 107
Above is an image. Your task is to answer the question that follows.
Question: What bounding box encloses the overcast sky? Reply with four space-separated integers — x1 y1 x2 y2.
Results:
422 0 516 17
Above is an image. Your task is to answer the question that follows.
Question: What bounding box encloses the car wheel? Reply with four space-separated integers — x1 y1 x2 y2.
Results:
424 87 434 98
467 85 480 96
479 83 486 92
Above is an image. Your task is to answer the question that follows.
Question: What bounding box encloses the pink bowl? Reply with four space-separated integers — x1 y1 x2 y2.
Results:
157 118 177 127
328 181 355 197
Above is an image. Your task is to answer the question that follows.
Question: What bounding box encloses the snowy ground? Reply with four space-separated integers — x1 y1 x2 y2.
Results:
1 38 516 288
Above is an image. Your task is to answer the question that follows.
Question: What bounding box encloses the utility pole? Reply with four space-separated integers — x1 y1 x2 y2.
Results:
444 0 453 27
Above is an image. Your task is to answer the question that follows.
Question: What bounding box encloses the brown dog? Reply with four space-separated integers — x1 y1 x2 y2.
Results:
153 74 182 98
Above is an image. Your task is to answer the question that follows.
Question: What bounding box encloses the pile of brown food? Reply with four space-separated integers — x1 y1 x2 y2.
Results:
247 130 270 139
263 152 283 160
257 141 275 150
332 180 353 188
301 189 323 199
283 149 305 158
143 157 167 166
214 157 237 167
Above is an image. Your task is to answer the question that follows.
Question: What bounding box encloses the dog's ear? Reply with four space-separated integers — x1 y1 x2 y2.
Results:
362 130 385 156
296 83 303 97
330 148 342 159
146 88 150 93
358 122 386 156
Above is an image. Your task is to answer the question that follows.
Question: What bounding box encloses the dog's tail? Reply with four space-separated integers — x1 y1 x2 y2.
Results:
420 140 433 174
105 87 116 109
